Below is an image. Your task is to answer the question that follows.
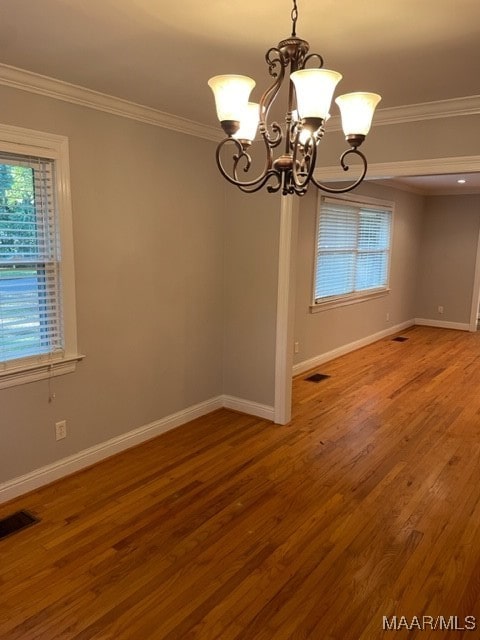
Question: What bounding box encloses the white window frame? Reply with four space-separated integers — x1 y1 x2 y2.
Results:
0 123 83 389
311 192 394 313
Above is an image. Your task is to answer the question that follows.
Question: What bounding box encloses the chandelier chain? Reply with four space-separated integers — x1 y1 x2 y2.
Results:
291 0 298 37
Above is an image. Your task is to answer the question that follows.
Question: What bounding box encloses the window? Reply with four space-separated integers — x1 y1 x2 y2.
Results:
313 195 392 309
0 124 81 388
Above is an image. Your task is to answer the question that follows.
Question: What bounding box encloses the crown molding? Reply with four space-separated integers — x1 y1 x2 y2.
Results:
0 62 222 142
327 94 480 132
0 62 479 141
374 95 480 125
378 178 425 195
318 156 480 182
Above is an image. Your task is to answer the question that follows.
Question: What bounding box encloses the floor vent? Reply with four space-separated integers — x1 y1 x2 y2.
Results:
305 373 330 383
392 336 409 342
0 510 40 541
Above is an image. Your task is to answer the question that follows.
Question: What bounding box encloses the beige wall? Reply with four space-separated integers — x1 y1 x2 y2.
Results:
415 194 480 324
292 111 480 370
293 182 424 366
223 188 280 405
1 79 479 489
0 85 226 483
294 187 480 369
319 114 480 166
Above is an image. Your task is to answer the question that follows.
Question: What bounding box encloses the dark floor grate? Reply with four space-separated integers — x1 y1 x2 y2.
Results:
305 373 331 383
392 336 409 342
0 510 40 540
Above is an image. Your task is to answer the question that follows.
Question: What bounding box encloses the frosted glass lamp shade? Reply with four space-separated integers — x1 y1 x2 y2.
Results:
208 75 256 133
335 92 382 136
233 102 260 143
290 69 342 124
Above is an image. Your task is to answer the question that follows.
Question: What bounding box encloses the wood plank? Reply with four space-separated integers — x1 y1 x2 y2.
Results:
1 326 480 639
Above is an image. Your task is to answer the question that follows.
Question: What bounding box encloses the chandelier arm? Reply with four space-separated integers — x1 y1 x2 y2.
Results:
302 52 324 69
262 122 283 149
215 137 278 190
259 48 287 147
283 172 308 196
289 185 309 196
237 171 282 194
310 148 369 194
266 46 284 79
291 131 317 192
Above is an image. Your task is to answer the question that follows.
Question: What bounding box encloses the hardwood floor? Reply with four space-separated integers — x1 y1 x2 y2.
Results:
2 326 480 639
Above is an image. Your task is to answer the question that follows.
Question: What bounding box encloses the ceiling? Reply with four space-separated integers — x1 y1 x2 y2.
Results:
377 173 480 196
0 0 479 129
1 1 479 196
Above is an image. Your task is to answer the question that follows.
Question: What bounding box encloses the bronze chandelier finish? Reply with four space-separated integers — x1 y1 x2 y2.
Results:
212 1 372 197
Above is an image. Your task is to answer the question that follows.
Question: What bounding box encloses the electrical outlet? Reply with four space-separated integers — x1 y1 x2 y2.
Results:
438 305 444 314
294 341 299 354
55 420 67 441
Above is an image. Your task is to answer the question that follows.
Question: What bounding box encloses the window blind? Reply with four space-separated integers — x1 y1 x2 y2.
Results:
0 152 63 365
314 196 392 303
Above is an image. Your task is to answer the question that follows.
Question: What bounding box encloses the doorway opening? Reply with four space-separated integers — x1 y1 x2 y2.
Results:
274 155 480 424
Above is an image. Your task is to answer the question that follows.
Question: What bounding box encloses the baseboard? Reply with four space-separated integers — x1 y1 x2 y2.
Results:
414 318 470 331
222 395 275 421
292 319 415 377
0 393 275 504
0 395 224 504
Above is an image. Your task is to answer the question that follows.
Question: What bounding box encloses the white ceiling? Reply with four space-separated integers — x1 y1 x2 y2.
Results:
0 0 479 128
377 173 480 196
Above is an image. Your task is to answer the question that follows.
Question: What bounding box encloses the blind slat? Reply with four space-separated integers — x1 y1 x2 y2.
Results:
0 153 63 364
315 197 392 302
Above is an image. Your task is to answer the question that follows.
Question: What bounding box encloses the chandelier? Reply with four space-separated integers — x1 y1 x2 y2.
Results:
208 0 381 196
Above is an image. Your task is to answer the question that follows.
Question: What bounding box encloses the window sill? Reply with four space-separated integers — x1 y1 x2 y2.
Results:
0 354 85 390
310 288 390 313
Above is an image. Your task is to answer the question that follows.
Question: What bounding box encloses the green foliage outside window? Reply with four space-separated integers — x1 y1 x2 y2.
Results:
0 163 36 262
